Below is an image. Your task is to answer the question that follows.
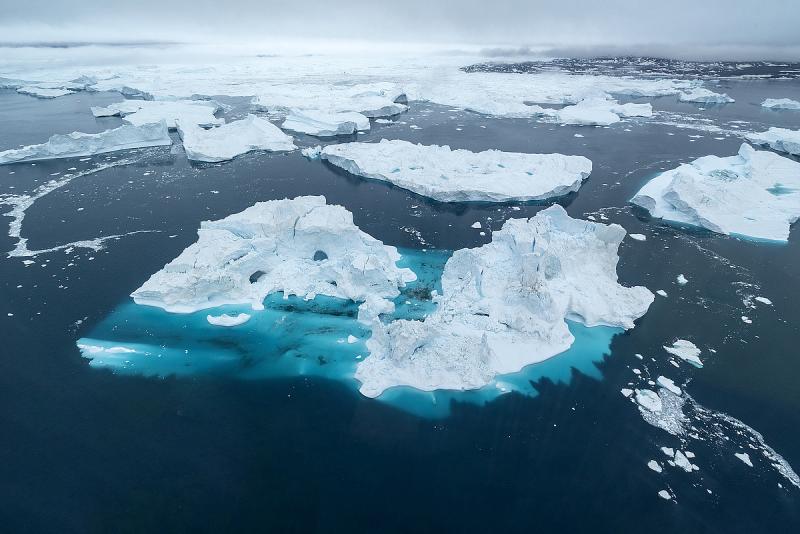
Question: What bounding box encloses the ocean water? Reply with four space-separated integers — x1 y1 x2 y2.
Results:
1 74 800 533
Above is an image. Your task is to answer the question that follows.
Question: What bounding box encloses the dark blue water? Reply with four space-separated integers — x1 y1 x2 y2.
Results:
1 79 800 532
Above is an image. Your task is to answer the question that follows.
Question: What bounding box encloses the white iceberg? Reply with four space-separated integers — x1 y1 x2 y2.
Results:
631 144 800 241
355 205 654 397
281 109 370 137
557 97 652 126
178 115 296 162
91 100 224 129
761 98 800 111
0 122 172 165
664 339 703 368
17 85 75 98
131 196 416 324
679 88 735 104
206 313 251 327
320 139 592 202
746 127 800 157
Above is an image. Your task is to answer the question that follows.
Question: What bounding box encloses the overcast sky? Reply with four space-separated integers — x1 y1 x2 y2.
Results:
1 0 799 59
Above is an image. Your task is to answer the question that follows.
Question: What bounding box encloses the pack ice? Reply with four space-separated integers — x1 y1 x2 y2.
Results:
320 139 592 202
0 122 172 164
131 196 416 323
91 100 224 129
631 144 800 241
746 128 800 157
178 115 296 162
281 110 370 137
355 205 654 397
253 83 407 118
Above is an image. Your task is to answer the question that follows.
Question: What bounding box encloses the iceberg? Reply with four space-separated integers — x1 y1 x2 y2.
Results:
90 100 224 129
131 196 416 324
557 97 652 126
16 85 75 98
746 127 800 157
631 144 800 241
206 313 251 327
355 205 654 397
663 339 703 367
178 115 296 162
0 122 172 165
281 109 370 137
761 98 800 111
253 83 407 119
320 139 592 202
678 88 735 104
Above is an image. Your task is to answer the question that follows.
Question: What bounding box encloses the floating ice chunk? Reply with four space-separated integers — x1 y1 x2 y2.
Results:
677 274 688 285
77 343 138 355
301 145 323 159
648 460 663 473
320 139 592 202
629 233 646 241
673 450 698 472
621 388 634 397
17 85 75 98
0 122 171 164
91 100 224 129
206 313 251 327
657 376 682 395
636 389 663 412
746 127 800 157
761 98 800 111
557 97 652 126
661 447 675 457
658 490 672 500
741 316 752 324
253 83 407 118
178 115 295 162
656 290 668 297
131 196 416 324
471 221 482 229
631 144 800 241
664 339 702 368
735 452 754 467
754 296 772 305
347 335 358 344
355 205 654 397
679 88 735 104
282 109 369 137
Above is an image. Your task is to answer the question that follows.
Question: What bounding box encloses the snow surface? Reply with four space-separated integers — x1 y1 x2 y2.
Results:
762 98 800 111
281 109 370 137
206 313 251 327
0 122 171 164
131 196 416 324
679 88 735 104
320 139 592 202
746 127 800 157
631 144 800 241
178 115 296 162
355 205 654 397
664 339 703 368
91 100 224 129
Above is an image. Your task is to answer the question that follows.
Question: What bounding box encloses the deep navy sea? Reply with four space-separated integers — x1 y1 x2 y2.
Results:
1 75 800 533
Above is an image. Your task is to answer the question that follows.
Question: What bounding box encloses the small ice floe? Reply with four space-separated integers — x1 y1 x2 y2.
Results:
648 460 663 473
676 274 688 285
471 221 482 229
754 296 772 305
206 313 251 327
746 127 800 157
17 85 75 98
301 145 323 159
635 389 663 413
657 376 682 396
761 98 800 111
658 490 672 500
375 118 394 124
281 109 369 137
179 115 296 162
742 316 753 324
735 452 754 467
656 290 668 297
678 88 735 104
621 388 634 398
91 99 224 129
663 339 703 368
629 233 646 241
574 133 585 138
347 335 358 344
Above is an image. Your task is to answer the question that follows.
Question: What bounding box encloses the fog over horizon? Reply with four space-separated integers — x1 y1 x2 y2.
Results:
1 0 799 60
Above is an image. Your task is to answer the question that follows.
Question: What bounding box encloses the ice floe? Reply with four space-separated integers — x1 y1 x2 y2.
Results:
664 339 703 367
631 144 800 241
735 452 754 467
131 196 416 324
0 122 171 165
355 205 653 397
679 88 735 104
91 100 224 129
17 85 75 98
253 83 407 118
178 115 296 162
746 127 800 157
320 139 592 202
761 98 800 110
207 313 251 327
281 109 370 137
556 97 652 126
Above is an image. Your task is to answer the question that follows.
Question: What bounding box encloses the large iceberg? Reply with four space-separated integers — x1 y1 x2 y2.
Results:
631 144 800 241
320 139 592 202
0 122 172 165
131 196 416 323
746 127 800 157
761 98 800 111
178 115 296 162
355 205 654 397
281 109 370 137
90 100 224 129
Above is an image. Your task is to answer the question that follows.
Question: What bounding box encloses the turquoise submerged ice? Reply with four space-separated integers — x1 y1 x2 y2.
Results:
79 198 651 417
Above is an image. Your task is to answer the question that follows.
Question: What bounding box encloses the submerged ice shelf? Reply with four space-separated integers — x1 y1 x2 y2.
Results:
320 139 592 202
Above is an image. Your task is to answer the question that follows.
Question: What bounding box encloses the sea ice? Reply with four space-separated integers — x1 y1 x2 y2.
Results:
355 205 654 397
746 127 800 157
91 100 224 129
631 144 800 241
131 196 416 324
679 88 735 104
556 97 652 126
281 109 370 137
17 85 75 98
320 139 592 202
636 389 663 413
677 274 688 285
178 115 296 162
663 339 703 367
207 313 251 327
761 98 800 111
648 460 663 473
658 490 672 500
0 122 172 164
656 376 682 395
629 233 646 241
253 83 407 118
735 452 754 467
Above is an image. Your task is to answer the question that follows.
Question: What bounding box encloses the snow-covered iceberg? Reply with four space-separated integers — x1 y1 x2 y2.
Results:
0 122 172 165
746 127 800 156
631 144 800 241
679 88 735 104
281 109 370 137
355 205 654 397
557 97 652 126
131 196 416 323
761 98 800 111
178 115 296 162
91 100 224 129
320 139 592 202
